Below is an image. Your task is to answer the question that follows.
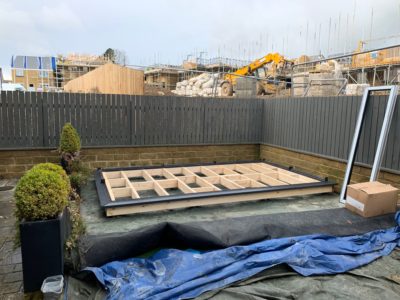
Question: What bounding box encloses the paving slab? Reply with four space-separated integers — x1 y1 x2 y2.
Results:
0 180 23 298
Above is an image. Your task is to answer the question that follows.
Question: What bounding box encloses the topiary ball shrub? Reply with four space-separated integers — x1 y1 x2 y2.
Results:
15 166 70 222
31 163 71 190
59 123 81 154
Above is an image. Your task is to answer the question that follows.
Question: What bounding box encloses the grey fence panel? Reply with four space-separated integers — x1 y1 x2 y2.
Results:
0 91 263 149
261 95 400 172
2 91 400 172
0 92 132 148
0 91 41 148
1 92 10 147
389 97 400 170
0 92 5 144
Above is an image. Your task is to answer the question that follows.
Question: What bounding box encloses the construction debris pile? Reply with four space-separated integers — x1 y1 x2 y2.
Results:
172 73 222 97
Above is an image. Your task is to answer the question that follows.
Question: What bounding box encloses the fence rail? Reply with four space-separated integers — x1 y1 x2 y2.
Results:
1 91 400 172
0 92 263 149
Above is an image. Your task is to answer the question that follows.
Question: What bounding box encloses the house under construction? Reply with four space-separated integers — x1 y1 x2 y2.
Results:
55 54 110 89
144 56 251 91
166 43 400 98
292 44 400 97
10 54 110 92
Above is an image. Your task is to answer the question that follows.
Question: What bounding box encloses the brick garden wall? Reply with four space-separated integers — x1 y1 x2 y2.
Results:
0 144 259 178
260 144 400 195
2 143 399 197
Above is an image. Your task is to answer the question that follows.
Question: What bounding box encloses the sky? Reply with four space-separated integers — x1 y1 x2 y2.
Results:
0 0 400 78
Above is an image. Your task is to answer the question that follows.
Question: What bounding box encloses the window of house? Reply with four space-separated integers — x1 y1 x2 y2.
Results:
15 69 24 77
39 71 49 78
29 84 34 88
38 83 49 91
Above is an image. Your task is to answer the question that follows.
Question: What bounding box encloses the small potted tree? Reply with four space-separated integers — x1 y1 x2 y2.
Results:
15 163 71 292
59 123 81 174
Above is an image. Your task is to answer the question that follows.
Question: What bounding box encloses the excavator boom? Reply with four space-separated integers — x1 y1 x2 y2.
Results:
224 53 287 84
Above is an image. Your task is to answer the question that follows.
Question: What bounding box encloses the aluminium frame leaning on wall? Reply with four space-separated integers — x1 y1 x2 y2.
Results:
339 85 399 203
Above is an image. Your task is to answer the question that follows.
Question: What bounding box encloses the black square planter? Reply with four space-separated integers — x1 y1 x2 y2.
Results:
20 207 71 293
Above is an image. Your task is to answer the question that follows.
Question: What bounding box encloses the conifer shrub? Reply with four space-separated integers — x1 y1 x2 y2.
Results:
59 123 81 174
59 123 81 154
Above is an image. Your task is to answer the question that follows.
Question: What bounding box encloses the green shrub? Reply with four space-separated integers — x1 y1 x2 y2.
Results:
69 172 88 191
60 123 81 154
15 167 70 221
31 163 70 190
70 160 90 174
69 161 90 191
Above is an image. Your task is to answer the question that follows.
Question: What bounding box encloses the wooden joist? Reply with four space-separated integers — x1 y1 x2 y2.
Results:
102 162 326 201
105 185 333 216
98 162 334 216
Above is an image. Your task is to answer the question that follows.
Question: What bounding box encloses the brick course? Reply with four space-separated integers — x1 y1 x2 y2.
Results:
1 143 399 196
0 144 259 178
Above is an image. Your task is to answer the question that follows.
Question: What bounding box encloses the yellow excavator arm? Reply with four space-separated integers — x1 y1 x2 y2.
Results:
224 53 286 85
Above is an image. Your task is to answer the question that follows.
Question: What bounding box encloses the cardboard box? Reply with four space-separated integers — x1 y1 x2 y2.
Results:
345 181 398 218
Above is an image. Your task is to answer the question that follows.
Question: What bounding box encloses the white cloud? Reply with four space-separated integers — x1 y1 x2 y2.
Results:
0 0 399 71
36 3 83 31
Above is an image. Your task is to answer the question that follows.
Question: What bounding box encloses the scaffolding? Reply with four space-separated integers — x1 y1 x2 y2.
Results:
143 56 252 91
9 43 400 97
10 54 110 92
55 54 110 89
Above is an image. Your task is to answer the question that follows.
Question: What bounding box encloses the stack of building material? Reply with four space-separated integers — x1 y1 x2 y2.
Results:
235 77 257 98
182 61 198 70
292 72 309 96
172 73 222 97
293 60 344 97
307 73 343 97
345 84 370 95
351 51 383 68
351 46 400 68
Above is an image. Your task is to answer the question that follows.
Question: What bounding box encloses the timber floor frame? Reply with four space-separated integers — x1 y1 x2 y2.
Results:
95 161 335 217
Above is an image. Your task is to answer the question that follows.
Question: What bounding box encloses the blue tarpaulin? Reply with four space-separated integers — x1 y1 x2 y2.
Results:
86 212 400 300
